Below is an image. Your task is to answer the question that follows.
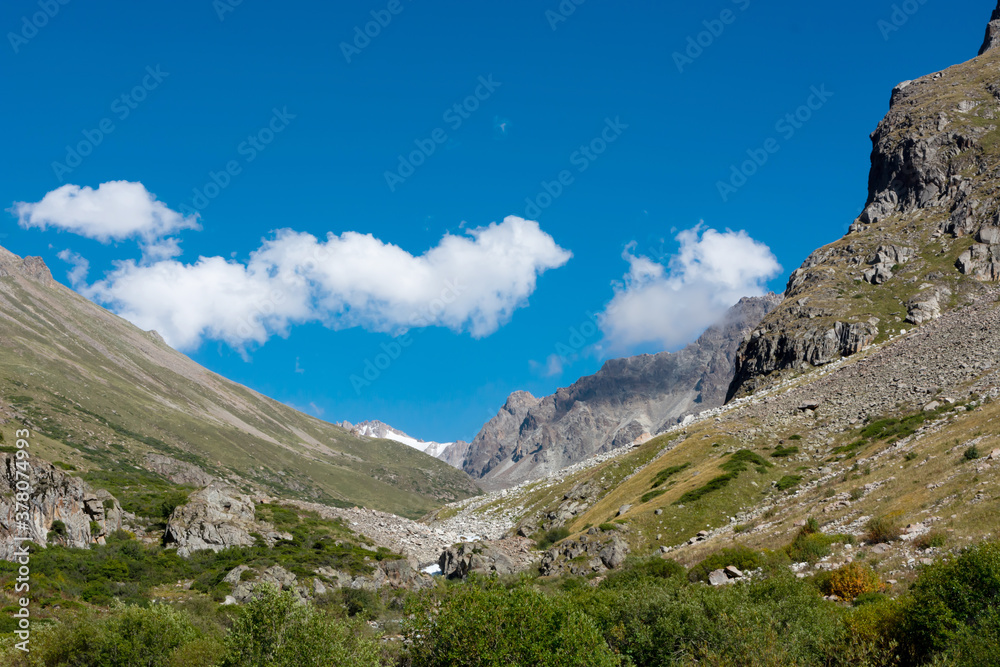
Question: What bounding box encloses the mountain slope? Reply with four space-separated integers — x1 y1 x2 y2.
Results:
0 246 479 519
728 27 1000 401
426 6 1000 579
462 295 781 490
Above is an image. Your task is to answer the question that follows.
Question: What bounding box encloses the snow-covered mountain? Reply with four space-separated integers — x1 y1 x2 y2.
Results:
338 420 468 467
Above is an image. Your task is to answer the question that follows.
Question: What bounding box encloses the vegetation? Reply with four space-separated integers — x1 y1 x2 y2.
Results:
650 462 691 488
673 450 770 505
535 527 571 550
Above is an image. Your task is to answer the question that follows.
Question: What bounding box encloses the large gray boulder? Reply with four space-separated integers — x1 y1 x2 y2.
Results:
0 453 123 559
439 541 516 579
164 482 289 557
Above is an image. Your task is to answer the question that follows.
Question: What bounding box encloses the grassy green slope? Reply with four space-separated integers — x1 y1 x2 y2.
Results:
0 247 479 519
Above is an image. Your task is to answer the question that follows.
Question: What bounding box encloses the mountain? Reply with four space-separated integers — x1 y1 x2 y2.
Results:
0 246 479 519
338 419 469 466
727 15 1000 401
460 295 782 490
423 3 1000 581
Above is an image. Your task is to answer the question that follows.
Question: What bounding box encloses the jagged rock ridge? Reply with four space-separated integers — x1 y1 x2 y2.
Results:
728 16 1000 401
462 295 782 490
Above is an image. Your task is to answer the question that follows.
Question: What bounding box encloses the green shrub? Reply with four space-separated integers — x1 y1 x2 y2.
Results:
964 446 981 461
865 516 901 545
640 488 666 503
340 587 381 620
688 546 764 582
913 531 947 551
222 585 380 667
405 582 620 667
789 434 802 440
721 449 771 473
901 540 1000 661
674 473 736 504
650 462 691 488
772 446 800 458
776 475 803 491
785 523 848 564
601 556 686 589
536 527 571 550
598 523 617 532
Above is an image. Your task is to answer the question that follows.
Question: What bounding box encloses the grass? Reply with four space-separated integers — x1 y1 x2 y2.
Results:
650 462 691 488
0 272 480 519
776 475 803 491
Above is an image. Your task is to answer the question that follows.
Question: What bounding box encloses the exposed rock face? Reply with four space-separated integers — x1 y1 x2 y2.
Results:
0 454 122 559
463 295 781 489
0 247 54 285
164 482 290 557
538 528 630 577
981 1 1000 55
728 36 1000 401
143 454 215 487
438 541 517 579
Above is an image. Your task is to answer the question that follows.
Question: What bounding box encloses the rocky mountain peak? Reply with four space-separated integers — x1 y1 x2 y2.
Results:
980 1 1000 55
727 26 1000 401
0 245 54 285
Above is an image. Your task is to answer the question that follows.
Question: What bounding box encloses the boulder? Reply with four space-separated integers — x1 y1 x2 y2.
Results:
0 453 123 559
439 541 516 579
599 535 629 569
708 569 730 586
164 482 261 557
143 454 214 487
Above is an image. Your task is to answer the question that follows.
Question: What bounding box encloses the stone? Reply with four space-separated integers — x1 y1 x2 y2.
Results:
143 454 214 487
0 453 123 559
725 565 744 578
923 401 941 412
439 542 516 580
223 565 250 586
708 569 730 586
164 481 265 557
599 536 629 570
617 505 632 517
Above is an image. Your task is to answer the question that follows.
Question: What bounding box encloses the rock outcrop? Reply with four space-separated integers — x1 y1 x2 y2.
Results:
981 1 1000 55
538 527 630 577
462 295 781 489
438 541 517 579
143 454 215 487
727 27 1000 401
164 482 290 557
0 453 123 559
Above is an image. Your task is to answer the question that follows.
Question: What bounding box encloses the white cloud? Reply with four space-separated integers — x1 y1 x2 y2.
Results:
56 249 90 288
83 216 571 350
10 181 198 244
599 224 780 351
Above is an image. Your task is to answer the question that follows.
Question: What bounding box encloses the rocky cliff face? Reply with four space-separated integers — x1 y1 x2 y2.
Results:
462 295 781 490
0 453 123 559
728 20 1000 401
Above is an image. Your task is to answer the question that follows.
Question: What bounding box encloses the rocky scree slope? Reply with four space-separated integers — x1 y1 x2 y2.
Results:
0 245 478 519
729 35 1000 401
462 295 781 490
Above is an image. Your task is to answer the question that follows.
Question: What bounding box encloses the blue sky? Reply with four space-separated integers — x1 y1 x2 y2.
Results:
0 0 990 442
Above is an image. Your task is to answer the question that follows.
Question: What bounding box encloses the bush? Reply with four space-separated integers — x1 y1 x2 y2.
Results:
640 488 666 503
776 475 803 491
601 556 686 589
222 585 380 667
536 527 571 550
901 540 1000 661
913 531 947 551
865 516 901 545
674 473 736 504
772 446 800 458
650 462 691 488
824 563 884 600
785 524 847 564
405 582 620 667
688 546 764 583
340 587 381 620
963 446 981 461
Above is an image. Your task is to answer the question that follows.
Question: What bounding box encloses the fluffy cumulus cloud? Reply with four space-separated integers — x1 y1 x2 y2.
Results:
599 225 780 352
10 181 199 243
83 217 571 350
